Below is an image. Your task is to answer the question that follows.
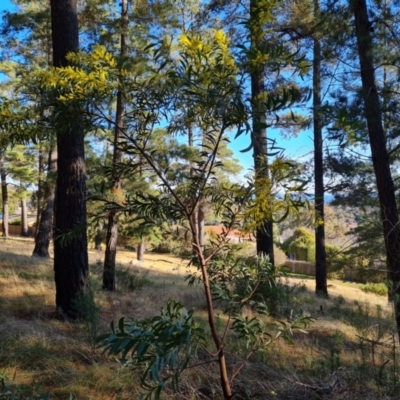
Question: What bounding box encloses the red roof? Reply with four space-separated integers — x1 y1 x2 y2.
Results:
204 225 254 241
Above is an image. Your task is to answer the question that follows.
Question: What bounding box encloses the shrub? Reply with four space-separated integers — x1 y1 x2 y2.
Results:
361 282 388 296
326 244 346 279
234 255 307 317
73 288 101 344
223 241 255 258
280 228 315 261
9 219 21 226
287 228 315 262
151 227 193 257
115 267 152 291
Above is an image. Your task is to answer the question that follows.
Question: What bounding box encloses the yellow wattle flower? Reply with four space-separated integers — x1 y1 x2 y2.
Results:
179 34 191 47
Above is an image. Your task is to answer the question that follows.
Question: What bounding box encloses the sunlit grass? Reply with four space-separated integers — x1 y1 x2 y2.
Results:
0 237 399 399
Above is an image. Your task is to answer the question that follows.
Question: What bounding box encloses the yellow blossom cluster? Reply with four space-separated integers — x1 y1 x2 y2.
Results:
35 45 117 102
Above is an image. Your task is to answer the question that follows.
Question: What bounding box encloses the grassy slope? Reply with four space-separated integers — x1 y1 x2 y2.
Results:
0 238 398 399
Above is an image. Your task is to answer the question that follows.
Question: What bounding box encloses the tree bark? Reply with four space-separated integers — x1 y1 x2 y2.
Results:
250 0 274 264
21 197 28 237
137 237 145 261
36 146 45 230
352 0 400 338
0 154 8 237
94 219 104 250
103 0 128 291
313 0 327 296
33 146 57 258
51 0 89 318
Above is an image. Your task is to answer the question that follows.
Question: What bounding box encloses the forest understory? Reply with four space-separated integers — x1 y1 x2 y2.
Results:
0 238 398 400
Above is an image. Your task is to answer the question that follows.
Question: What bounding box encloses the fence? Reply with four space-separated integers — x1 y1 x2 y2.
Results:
284 260 315 276
3 224 36 237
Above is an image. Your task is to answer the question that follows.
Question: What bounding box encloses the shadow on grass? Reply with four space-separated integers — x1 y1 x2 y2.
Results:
1 246 399 400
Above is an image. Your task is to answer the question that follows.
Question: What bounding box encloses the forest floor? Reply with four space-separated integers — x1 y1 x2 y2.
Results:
0 237 398 399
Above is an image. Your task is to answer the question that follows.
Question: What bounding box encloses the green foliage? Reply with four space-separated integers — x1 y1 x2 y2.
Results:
233 255 307 317
148 227 193 257
115 268 152 291
361 282 388 296
340 211 387 283
204 253 277 313
8 219 21 226
326 244 346 278
285 228 315 262
97 299 205 400
280 227 312 252
98 254 313 399
73 289 101 344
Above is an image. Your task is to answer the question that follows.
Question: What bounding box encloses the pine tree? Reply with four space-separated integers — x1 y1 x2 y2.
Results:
313 0 327 295
249 0 275 263
50 0 89 318
102 0 129 291
0 0 58 255
0 151 9 237
352 0 400 336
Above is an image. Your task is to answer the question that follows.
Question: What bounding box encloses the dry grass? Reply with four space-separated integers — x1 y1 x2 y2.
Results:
0 237 399 399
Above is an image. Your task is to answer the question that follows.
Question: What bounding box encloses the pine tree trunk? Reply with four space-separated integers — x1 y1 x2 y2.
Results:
103 0 128 291
313 0 327 296
137 237 145 261
103 212 118 290
36 146 45 230
352 0 400 338
250 0 274 264
94 219 104 250
33 146 57 258
21 197 28 237
51 0 89 318
0 155 8 237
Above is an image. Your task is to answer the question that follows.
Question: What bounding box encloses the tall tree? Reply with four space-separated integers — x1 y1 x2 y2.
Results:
102 0 128 291
249 0 274 264
0 152 8 237
50 0 89 318
313 0 327 295
33 145 57 257
4 145 37 237
352 0 400 336
0 0 58 256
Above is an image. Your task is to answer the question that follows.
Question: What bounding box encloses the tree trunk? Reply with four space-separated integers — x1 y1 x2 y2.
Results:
103 0 128 291
103 212 118 290
33 146 57 258
313 0 327 296
0 155 8 237
250 0 274 264
94 219 104 250
51 0 89 318
137 237 145 261
21 197 28 237
352 0 400 338
187 125 200 258
36 146 45 230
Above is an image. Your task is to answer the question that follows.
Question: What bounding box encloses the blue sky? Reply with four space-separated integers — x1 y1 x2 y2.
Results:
0 1 16 13
228 121 313 172
0 0 314 172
